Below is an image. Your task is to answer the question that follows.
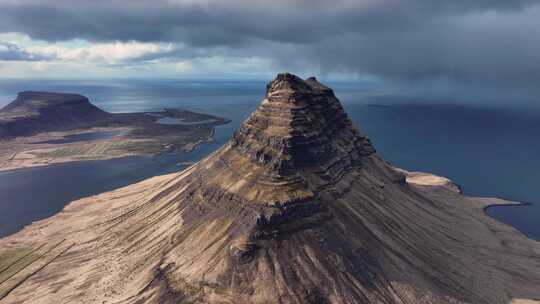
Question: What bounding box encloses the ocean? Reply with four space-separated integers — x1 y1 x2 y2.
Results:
0 79 538 240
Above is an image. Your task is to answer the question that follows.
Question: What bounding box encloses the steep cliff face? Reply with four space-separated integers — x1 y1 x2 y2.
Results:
230 74 374 178
1 74 539 304
0 91 111 138
211 73 376 204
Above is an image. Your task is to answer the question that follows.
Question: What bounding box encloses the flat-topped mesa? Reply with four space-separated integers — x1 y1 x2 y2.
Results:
0 91 111 138
2 91 97 116
230 73 375 180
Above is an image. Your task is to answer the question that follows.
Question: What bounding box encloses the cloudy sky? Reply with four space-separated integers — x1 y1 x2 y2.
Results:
0 0 539 100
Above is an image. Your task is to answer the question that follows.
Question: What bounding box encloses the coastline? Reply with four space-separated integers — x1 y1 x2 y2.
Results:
482 199 538 241
0 137 206 172
400 167 539 242
0 94 230 172
4 165 534 242
0 122 227 172
483 200 533 211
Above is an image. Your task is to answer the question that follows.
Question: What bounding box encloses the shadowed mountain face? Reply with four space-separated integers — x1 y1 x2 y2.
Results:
1 74 539 304
0 91 111 138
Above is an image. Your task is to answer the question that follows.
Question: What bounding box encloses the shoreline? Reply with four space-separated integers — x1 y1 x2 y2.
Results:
0 98 230 172
0 122 227 172
0 153 154 174
1 157 539 303
0 123 229 238
483 201 533 212
0 130 218 174
483 200 538 241
401 167 539 242
0 137 206 173
0 155 178 239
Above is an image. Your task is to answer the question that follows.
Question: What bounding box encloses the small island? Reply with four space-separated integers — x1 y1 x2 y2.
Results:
0 91 230 171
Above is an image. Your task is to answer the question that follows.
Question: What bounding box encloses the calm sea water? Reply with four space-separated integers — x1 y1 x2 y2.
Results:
0 79 538 240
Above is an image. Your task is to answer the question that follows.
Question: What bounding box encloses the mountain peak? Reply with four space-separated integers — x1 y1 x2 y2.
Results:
196 73 376 204
232 73 373 172
265 73 332 102
265 73 312 96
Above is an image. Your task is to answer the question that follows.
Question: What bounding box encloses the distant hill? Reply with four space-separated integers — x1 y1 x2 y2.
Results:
0 91 112 138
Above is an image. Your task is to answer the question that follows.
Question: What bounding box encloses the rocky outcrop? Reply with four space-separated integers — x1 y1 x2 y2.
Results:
1 74 539 304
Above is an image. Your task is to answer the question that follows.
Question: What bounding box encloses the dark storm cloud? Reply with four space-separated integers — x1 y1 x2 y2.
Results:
0 42 52 61
0 0 536 44
0 0 539 97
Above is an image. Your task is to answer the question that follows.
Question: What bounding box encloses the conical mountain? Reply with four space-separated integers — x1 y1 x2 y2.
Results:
1 74 539 304
196 73 375 205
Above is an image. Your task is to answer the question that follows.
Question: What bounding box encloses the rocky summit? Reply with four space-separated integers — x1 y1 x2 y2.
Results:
219 73 375 204
1 74 539 304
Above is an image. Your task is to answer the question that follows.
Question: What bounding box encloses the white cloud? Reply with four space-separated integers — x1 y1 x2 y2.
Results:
0 32 280 78
28 41 174 64
0 35 276 79
0 34 175 68
0 32 32 44
0 41 52 61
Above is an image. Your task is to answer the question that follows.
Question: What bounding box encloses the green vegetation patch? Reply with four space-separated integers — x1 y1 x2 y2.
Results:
31 125 215 161
0 247 38 294
0 247 34 274
34 140 160 159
